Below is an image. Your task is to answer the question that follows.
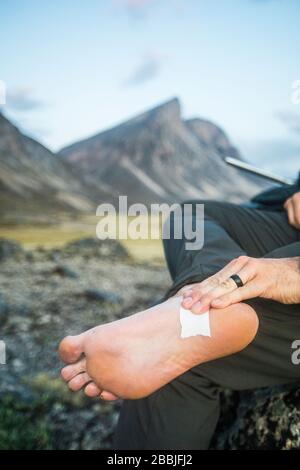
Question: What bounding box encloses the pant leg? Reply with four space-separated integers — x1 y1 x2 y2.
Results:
115 243 300 449
114 299 300 451
114 372 221 450
114 202 300 449
164 201 299 297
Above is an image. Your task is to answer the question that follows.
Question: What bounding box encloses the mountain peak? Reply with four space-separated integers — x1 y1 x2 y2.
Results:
142 97 181 125
185 117 240 158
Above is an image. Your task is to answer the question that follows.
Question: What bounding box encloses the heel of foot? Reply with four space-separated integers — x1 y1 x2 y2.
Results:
210 302 259 354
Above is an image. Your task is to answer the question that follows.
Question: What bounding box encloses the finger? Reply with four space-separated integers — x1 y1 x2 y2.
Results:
283 197 291 210
207 256 250 281
183 256 250 310
285 199 296 228
191 259 258 313
178 284 197 294
182 289 194 298
182 290 201 308
190 277 238 313
291 196 300 229
211 281 261 308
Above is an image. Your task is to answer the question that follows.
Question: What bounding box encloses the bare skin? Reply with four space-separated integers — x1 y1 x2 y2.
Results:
284 191 300 230
59 295 258 401
181 256 300 314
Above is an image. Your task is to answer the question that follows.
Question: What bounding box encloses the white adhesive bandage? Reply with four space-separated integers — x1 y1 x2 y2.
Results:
179 306 211 338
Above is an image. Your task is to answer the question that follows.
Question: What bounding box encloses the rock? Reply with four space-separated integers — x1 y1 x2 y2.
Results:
63 237 130 260
0 241 169 449
82 288 122 304
0 293 9 327
12 359 25 373
51 265 78 278
0 239 23 262
212 384 300 450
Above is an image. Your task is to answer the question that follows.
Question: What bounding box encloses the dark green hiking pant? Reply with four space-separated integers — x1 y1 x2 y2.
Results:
114 201 300 449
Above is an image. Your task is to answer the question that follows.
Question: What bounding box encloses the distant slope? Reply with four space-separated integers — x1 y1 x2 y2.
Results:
60 98 267 204
0 112 97 218
0 99 270 222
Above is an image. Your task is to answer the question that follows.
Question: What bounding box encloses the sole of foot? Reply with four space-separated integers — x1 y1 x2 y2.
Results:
59 296 258 400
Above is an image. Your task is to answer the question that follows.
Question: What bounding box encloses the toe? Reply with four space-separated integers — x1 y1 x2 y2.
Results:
61 358 86 382
84 382 102 397
100 391 119 401
68 372 92 391
59 334 84 363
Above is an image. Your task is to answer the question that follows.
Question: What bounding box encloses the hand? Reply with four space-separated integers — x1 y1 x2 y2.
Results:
181 256 300 314
284 192 300 229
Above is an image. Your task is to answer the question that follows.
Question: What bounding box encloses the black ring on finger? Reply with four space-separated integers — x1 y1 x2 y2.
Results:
229 274 244 288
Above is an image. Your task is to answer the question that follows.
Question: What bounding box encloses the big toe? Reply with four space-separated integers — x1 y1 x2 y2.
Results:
59 334 84 363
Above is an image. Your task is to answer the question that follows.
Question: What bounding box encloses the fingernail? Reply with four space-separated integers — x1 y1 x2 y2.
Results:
212 299 221 306
183 296 193 304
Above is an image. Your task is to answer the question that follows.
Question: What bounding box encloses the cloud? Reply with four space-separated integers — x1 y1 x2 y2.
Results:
250 0 278 3
6 88 44 112
114 0 154 17
275 110 300 135
123 52 165 87
114 0 186 20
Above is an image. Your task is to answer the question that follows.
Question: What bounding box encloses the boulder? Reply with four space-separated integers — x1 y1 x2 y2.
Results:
82 288 122 304
51 265 78 279
0 293 9 327
0 239 23 262
212 384 300 449
62 237 130 260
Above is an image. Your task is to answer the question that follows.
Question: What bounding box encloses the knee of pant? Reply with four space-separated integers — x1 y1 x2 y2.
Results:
163 199 222 237
181 199 221 217
163 210 183 237
181 199 207 209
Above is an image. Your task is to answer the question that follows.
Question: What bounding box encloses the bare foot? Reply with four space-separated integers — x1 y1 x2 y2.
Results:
59 296 258 400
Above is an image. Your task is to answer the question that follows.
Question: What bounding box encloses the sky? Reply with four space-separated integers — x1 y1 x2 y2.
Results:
0 0 300 178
